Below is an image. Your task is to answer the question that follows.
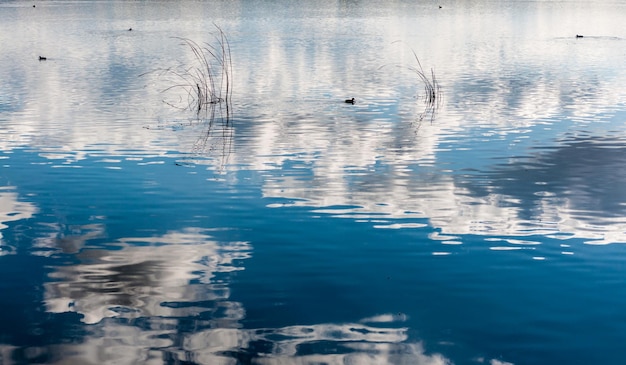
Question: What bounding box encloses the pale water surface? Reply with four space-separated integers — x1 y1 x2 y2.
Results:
1 0 626 364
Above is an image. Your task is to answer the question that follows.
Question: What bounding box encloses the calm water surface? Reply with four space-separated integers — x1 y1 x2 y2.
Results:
1 0 626 364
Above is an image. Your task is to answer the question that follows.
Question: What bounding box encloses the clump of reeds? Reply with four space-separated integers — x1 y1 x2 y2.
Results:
148 25 233 124
380 47 442 123
142 25 234 169
407 50 442 123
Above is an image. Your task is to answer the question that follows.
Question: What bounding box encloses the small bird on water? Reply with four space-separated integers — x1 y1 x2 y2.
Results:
576 34 583 38
39 56 47 61
345 98 355 104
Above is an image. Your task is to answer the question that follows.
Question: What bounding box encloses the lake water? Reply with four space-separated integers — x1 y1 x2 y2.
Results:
1 0 626 364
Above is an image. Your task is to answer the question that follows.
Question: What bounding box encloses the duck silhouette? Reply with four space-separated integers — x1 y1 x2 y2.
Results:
39 56 47 61
576 34 583 38
345 98 355 104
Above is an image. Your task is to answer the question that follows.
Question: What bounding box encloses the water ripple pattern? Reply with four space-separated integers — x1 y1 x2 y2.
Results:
1 1 626 364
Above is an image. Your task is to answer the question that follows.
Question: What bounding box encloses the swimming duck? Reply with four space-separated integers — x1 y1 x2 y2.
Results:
345 98 355 104
39 56 47 61
576 34 583 38
128 27 132 31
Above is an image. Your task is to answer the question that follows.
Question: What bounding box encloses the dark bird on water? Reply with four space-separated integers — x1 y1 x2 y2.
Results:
576 34 583 38
345 98 355 104
39 56 47 61
128 27 132 31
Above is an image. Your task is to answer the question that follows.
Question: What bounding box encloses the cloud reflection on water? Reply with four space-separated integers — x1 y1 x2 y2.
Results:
256 132 626 245
44 228 250 324
1 320 451 365
0 187 38 254
484 135 626 244
37 227 451 365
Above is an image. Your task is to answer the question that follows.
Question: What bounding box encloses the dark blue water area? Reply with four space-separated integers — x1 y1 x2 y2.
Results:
2 143 626 364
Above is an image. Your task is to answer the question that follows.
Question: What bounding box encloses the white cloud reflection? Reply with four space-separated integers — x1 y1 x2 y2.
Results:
36 226 451 364
4 321 452 365
44 228 250 324
4 318 451 365
0 186 38 253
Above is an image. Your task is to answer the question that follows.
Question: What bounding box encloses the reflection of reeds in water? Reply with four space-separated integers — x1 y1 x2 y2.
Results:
187 117 234 171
